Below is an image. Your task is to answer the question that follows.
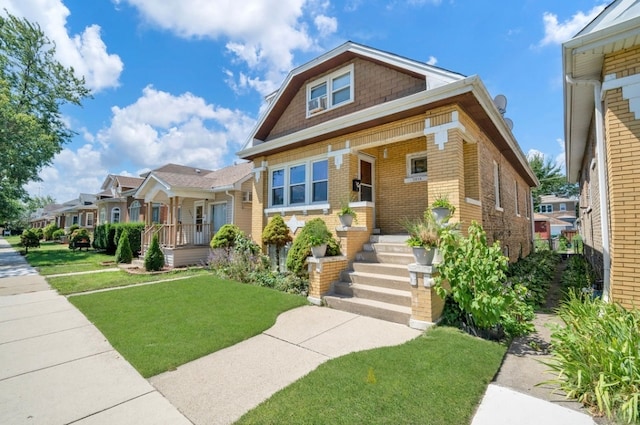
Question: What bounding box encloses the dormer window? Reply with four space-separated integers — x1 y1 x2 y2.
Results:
306 64 354 117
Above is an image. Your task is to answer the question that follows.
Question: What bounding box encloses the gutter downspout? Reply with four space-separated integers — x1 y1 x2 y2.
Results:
226 190 235 224
565 74 611 301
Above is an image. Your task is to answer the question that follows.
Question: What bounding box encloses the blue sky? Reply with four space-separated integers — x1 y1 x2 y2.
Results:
2 0 607 203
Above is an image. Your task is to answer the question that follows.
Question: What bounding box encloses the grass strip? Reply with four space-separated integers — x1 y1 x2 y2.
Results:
237 326 506 425
69 276 308 377
46 268 210 294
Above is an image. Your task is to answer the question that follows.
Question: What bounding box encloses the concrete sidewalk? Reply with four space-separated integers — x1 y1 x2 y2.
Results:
0 238 190 425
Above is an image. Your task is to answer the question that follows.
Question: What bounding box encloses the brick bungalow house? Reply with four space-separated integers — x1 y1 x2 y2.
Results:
239 42 537 327
96 174 145 225
563 0 640 307
134 162 254 267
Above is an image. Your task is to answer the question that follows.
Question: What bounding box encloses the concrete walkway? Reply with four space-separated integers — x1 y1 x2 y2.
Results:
151 306 421 424
0 238 191 425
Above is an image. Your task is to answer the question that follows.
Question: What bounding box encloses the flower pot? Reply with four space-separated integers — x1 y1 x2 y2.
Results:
338 213 354 227
311 243 327 258
431 207 451 223
412 246 435 265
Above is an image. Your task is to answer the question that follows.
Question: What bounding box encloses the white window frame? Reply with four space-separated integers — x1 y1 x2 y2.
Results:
559 203 567 212
86 212 94 227
99 208 106 224
267 158 329 209
493 161 503 211
306 64 354 117
111 207 121 223
129 200 141 222
405 151 428 183
540 204 553 213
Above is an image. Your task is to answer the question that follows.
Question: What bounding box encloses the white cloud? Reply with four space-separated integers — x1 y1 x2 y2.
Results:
113 0 336 96
539 4 606 46
2 0 123 92
96 86 256 170
426 55 438 66
314 15 338 37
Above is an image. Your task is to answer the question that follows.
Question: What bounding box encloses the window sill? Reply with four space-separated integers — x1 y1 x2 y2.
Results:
404 175 427 183
465 198 481 206
265 203 331 215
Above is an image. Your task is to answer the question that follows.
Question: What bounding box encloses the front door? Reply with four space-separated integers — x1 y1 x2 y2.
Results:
194 201 204 244
359 156 374 202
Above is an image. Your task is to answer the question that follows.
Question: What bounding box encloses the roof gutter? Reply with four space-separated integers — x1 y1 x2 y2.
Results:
565 74 611 301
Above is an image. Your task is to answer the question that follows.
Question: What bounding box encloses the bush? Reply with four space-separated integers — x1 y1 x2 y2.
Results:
34 227 44 240
52 229 65 240
92 223 117 254
43 223 59 241
286 218 340 277
115 228 133 264
114 222 144 256
19 229 40 254
210 224 243 251
67 224 80 235
506 250 560 307
435 221 534 338
144 233 165 271
262 215 292 272
546 291 640 423
69 228 91 250
561 255 596 297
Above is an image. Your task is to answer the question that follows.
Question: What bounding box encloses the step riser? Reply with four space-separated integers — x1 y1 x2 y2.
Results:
363 243 412 254
352 262 409 277
333 283 411 307
368 235 409 244
324 297 410 325
356 251 414 265
348 273 409 291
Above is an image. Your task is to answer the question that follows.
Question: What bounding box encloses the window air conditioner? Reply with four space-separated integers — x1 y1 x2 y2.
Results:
308 96 327 113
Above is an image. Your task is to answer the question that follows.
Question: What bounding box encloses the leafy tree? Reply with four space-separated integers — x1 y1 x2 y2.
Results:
115 228 133 264
43 222 59 240
528 153 578 208
262 215 292 272
0 13 91 220
19 228 40 254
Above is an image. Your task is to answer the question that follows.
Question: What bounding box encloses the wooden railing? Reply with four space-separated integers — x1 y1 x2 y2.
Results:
142 224 214 249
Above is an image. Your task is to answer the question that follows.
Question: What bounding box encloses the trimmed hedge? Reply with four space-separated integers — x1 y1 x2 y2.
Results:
93 222 144 256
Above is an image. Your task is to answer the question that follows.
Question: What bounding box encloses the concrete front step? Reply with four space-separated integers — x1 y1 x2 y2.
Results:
332 281 411 307
356 250 414 265
362 241 412 254
346 271 410 291
368 234 410 244
323 295 411 325
351 262 410 278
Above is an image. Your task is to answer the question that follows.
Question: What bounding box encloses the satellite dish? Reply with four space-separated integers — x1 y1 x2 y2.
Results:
504 117 514 130
493 94 507 115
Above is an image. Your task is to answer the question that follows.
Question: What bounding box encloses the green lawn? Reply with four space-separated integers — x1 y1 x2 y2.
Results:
5 237 117 275
48 268 211 294
237 326 506 425
69 277 308 377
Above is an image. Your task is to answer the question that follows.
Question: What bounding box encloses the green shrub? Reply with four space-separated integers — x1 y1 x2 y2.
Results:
34 227 44 240
435 221 534 338
285 218 340 276
534 234 550 251
67 223 80 235
210 224 243 258
114 222 144 256
19 229 40 254
506 250 560 307
43 223 59 241
115 228 133 264
561 255 596 297
69 228 91 251
92 223 117 254
144 233 165 271
262 215 292 272
52 229 65 240
209 233 266 283
546 291 640 423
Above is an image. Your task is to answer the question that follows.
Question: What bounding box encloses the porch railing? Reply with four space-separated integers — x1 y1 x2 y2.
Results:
142 224 214 249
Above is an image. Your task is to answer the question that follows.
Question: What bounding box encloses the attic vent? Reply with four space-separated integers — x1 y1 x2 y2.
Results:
242 191 253 202
308 96 327 114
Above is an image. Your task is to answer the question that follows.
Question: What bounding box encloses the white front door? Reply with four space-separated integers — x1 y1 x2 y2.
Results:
194 201 204 244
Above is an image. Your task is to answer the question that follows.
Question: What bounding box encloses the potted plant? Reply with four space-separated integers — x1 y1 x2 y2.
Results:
337 202 358 227
431 195 456 223
403 217 439 265
307 220 332 258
